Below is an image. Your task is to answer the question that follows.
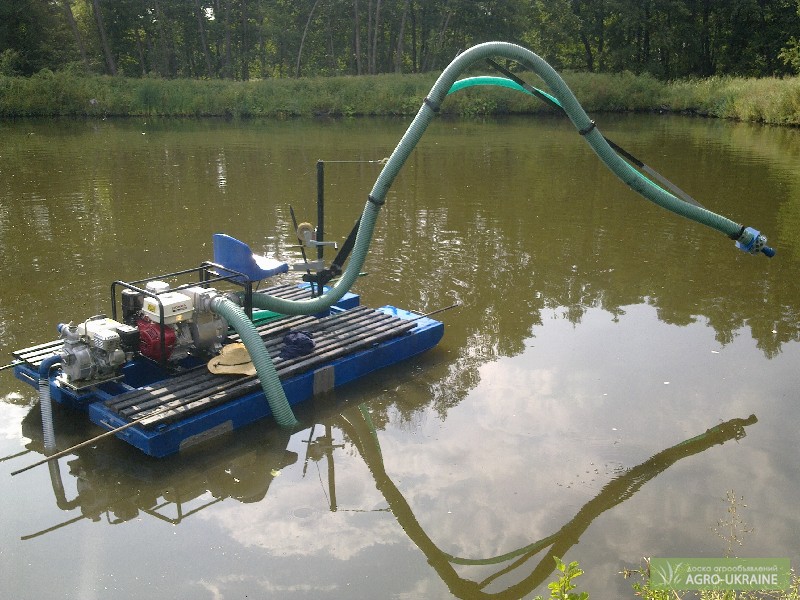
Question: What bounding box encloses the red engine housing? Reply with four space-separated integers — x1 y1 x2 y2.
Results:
137 317 176 361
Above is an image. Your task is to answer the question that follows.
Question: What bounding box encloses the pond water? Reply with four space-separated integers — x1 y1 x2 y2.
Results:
1 114 798 599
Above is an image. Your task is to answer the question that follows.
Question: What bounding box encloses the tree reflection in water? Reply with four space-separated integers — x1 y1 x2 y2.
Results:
20 401 756 598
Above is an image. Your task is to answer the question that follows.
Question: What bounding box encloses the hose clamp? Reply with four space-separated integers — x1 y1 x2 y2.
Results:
735 226 767 255
423 97 441 113
578 120 596 136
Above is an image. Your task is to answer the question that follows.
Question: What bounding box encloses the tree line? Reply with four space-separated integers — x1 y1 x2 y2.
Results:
2 1 800 80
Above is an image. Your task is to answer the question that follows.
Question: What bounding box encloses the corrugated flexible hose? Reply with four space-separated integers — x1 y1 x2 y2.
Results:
211 296 298 428
232 42 775 426
249 42 772 321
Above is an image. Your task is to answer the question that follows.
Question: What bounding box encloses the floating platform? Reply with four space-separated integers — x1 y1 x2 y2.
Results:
12 284 443 458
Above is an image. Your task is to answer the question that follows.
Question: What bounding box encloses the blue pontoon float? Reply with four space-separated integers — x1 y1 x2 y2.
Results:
12 245 444 458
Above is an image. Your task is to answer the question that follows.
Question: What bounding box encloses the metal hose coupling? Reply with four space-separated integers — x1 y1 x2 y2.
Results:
734 226 775 257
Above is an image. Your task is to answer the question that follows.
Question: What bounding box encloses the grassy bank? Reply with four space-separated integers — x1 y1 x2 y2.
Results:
1 69 799 125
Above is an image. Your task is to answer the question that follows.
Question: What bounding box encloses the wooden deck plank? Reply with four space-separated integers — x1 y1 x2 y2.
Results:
125 309 417 427
108 309 377 416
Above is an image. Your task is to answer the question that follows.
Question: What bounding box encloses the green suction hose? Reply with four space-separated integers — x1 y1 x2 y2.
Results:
249 41 772 322
238 41 774 427
211 296 298 428
447 75 561 108
448 76 530 96
424 43 773 253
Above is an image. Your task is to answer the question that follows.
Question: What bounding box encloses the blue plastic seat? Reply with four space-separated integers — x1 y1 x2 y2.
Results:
212 233 289 283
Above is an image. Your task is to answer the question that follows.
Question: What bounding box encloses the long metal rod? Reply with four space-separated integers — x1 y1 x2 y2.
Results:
0 448 31 463
10 399 200 476
409 302 461 321
317 160 325 262
21 514 87 541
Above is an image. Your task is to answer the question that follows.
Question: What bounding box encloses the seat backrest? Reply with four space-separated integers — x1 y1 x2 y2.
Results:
212 233 264 282
213 233 250 263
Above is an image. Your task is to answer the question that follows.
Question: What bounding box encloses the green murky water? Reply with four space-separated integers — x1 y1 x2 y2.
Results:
1 115 799 599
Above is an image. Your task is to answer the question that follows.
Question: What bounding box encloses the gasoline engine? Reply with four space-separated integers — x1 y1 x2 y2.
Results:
58 281 228 385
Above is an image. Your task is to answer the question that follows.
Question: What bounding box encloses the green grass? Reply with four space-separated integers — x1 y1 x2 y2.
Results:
528 494 800 600
532 556 800 600
626 559 800 600
1 69 799 125
667 75 800 125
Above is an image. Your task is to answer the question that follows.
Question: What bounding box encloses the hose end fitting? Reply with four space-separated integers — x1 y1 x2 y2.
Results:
735 227 775 258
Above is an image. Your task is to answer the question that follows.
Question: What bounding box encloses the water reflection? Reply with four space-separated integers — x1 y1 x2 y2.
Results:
18 403 296 535
1 118 796 361
19 399 756 596
1 116 797 597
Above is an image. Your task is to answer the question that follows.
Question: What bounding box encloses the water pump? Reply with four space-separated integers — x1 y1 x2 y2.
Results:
57 317 138 385
57 282 228 385
135 283 226 363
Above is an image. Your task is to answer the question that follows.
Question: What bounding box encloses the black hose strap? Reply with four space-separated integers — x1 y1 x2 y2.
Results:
424 96 440 113
578 120 596 136
730 225 746 241
367 194 385 206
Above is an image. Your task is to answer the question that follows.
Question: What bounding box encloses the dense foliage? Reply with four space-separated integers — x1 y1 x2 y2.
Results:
2 1 800 80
